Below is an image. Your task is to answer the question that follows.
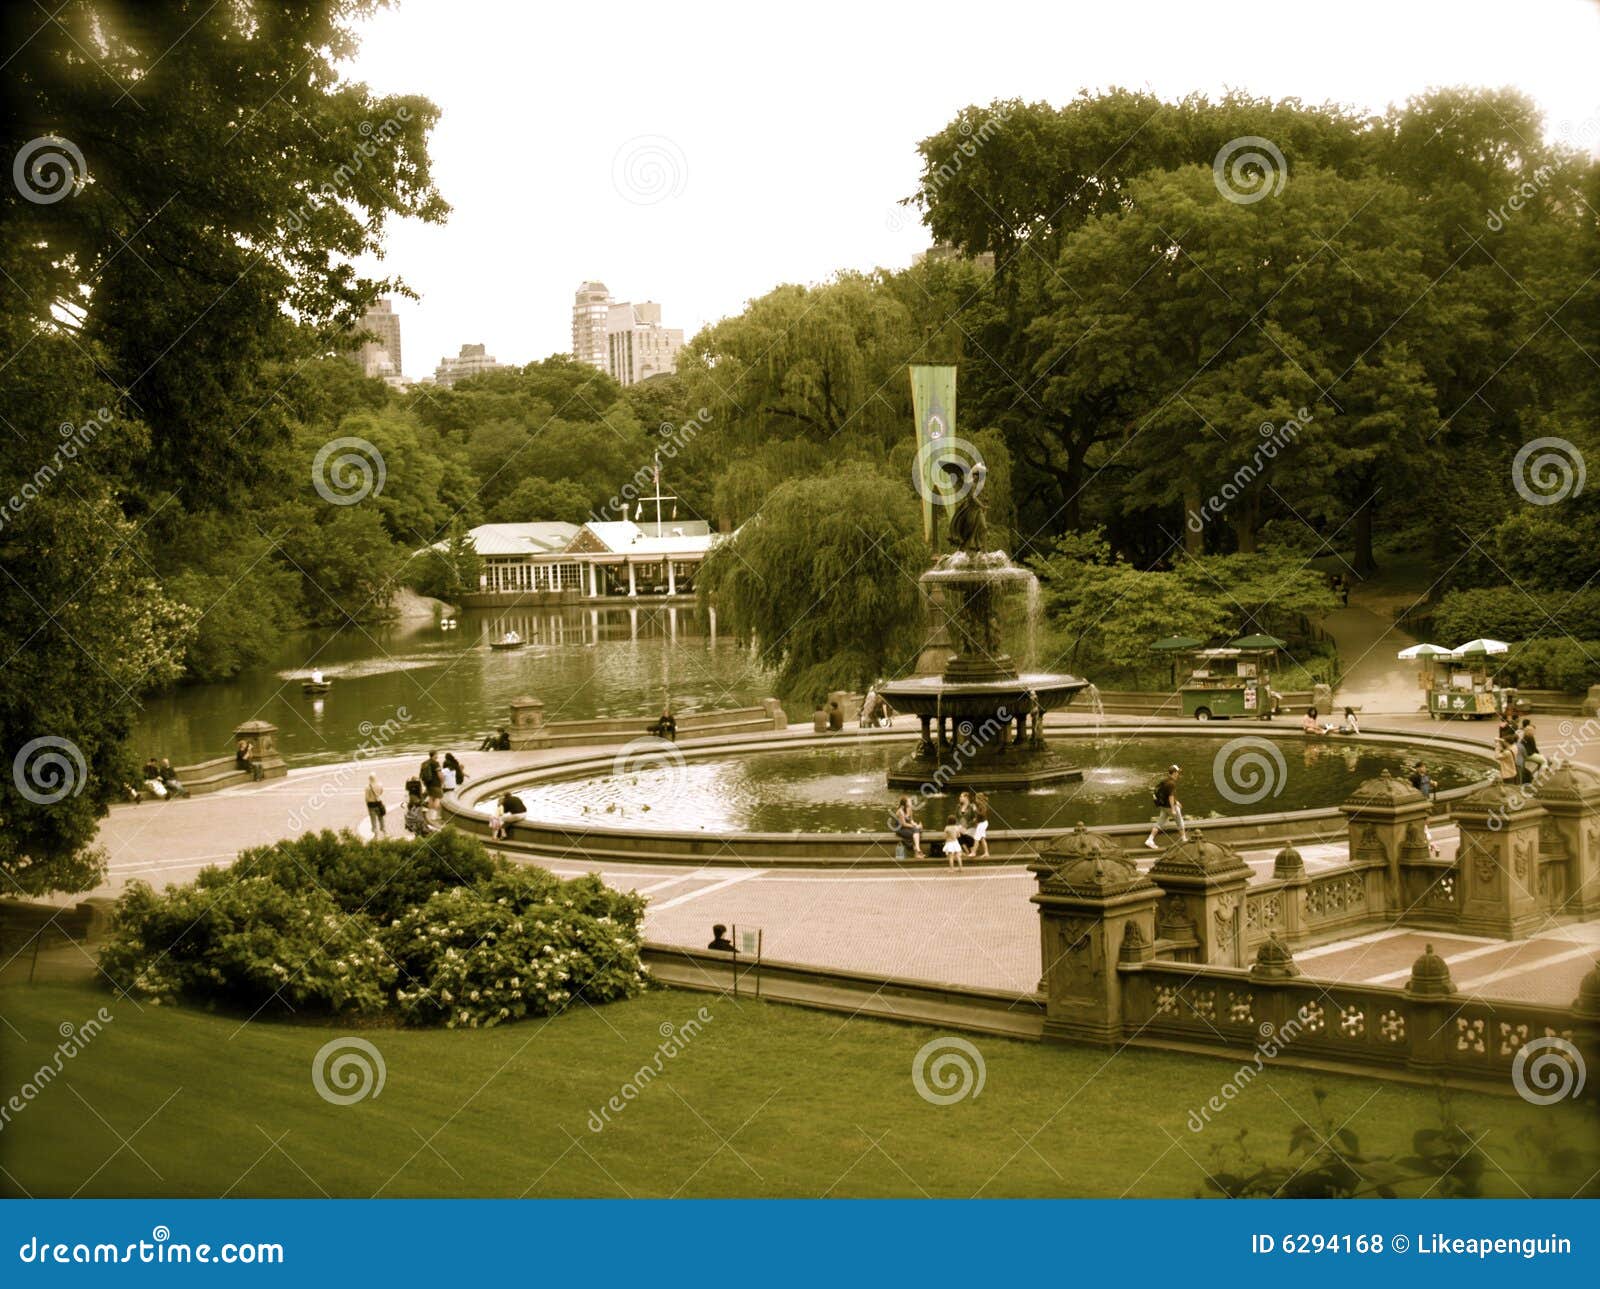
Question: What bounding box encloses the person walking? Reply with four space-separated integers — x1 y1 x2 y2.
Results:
971 792 992 858
420 750 444 820
365 773 387 836
1145 764 1187 849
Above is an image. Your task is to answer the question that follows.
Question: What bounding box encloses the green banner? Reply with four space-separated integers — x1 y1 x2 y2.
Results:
909 364 957 547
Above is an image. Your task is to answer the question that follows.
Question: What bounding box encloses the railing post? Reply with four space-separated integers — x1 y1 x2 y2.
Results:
1338 769 1431 916
508 696 546 749
1148 831 1253 968
1029 824 1162 1046
1533 765 1600 918
1453 780 1547 939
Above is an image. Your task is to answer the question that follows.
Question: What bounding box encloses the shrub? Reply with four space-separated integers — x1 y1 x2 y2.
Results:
99 876 395 1015
229 829 496 925
1499 638 1600 692
98 831 647 1028
385 866 648 1029
1432 587 1600 644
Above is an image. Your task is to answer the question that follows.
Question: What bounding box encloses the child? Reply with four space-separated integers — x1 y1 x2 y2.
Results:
489 800 506 840
971 792 991 858
1337 707 1359 735
942 814 964 871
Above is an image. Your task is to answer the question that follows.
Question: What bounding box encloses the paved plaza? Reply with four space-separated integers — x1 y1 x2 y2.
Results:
70 711 1600 1010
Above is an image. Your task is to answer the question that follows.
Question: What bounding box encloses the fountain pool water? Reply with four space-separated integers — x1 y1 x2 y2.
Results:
487 735 1489 835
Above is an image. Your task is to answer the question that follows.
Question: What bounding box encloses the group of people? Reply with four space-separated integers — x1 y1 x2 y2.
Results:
1495 709 1546 785
362 749 470 839
129 755 189 801
891 791 991 868
1301 706 1360 736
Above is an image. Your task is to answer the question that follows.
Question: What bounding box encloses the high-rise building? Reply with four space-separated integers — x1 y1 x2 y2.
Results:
571 281 612 369
434 343 509 388
352 298 403 382
605 300 684 386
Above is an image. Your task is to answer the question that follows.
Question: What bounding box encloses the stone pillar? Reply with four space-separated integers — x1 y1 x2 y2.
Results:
587 563 598 598
1454 780 1546 939
1148 831 1254 968
508 696 546 750
1533 765 1600 917
627 561 637 596
1312 681 1334 715
1029 825 1162 1045
1403 944 1457 1077
1272 844 1309 945
231 719 285 780
666 561 677 595
1338 769 1431 912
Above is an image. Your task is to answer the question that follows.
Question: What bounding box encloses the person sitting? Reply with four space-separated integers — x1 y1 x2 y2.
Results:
235 738 264 781
479 726 512 752
404 791 434 838
707 923 735 952
1520 720 1547 781
1409 760 1440 856
310 667 324 685
812 701 829 734
498 792 528 832
1300 707 1331 736
1495 737 1518 783
826 698 845 732
158 758 189 798
1336 707 1359 735
648 707 677 741
891 796 924 858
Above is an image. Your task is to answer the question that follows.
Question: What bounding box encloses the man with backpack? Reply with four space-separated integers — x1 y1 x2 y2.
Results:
1145 764 1188 850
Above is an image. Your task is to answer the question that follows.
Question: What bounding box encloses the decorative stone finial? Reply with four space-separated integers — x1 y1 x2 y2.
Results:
1272 843 1305 880
1574 958 1600 1020
1249 931 1300 979
1405 942 1455 998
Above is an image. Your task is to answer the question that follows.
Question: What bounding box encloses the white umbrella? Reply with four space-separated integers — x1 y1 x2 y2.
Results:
1452 638 1510 657
1397 643 1454 660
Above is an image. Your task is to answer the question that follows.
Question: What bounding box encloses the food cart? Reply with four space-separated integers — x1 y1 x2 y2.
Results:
1170 634 1285 720
1402 639 1511 719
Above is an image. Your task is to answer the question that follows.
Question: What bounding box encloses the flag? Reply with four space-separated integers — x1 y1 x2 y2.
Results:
909 365 957 546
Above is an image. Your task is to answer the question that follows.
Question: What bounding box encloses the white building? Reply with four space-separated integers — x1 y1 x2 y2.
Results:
434 343 510 388
605 300 684 386
571 281 612 370
460 519 720 604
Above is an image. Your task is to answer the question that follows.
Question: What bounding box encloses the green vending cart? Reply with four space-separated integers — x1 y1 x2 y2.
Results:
1172 635 1285 721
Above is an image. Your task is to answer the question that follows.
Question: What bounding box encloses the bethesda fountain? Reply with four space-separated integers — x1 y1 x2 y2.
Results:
879 462 1091 790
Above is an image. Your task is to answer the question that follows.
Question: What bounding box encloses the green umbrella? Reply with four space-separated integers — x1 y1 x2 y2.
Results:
1228 633 1287 650
1150 635 1205 652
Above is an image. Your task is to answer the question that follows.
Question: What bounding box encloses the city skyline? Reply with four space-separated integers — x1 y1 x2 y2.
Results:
341 0 1598 377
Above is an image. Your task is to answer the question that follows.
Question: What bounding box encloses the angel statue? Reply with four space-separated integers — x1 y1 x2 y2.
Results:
940 459 988 554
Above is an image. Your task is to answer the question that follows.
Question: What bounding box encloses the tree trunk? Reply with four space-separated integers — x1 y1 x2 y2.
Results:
1183 481 1204 556
1352 499 1376 576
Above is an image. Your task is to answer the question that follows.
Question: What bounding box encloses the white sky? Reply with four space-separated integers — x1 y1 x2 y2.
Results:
344 0 1600 378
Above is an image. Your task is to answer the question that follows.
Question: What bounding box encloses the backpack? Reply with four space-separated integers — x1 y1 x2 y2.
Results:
1153 779 1172 807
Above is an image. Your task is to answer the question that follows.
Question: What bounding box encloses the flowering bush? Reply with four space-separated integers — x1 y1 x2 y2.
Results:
99 875 396 1014
98 832 646 1027
386 865 648 1028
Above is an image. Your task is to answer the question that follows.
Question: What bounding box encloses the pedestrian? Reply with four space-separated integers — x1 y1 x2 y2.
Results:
420 750 444 818
971 792 992 858
443 751 466 790
957 791 978 852
1145 764 1187 849
942 813 965 871
365 773 387 836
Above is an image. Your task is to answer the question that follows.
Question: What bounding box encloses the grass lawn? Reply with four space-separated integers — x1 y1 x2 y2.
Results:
1 982 1590 1199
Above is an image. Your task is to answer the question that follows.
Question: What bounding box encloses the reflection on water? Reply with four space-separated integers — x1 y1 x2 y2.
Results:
508 738 1490 833
134 605 772 769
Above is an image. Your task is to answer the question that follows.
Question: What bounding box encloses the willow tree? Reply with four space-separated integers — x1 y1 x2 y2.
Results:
698 465 928 702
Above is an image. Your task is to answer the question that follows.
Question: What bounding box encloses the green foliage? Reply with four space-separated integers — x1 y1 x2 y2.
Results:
489 477 595 524
98 831 645 1027
1432 587 1600 645
388 867 648 1028
1497 639 1599 693
699 465 927 698
407 520 482 603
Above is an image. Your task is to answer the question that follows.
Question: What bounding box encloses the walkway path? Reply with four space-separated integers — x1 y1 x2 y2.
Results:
56 714 1597 1011
1317 604 1420 714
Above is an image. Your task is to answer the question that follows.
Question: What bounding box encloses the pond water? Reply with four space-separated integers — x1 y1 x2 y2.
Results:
502 736 1492 833
133 606 773 768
